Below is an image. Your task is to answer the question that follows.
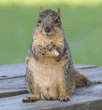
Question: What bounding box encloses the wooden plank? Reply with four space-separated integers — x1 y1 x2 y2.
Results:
0 63 26 80
0 77 26 90
0 90 28 98
0 63 98 80
74 64 98 69
0 77 28 98
0 83 102 110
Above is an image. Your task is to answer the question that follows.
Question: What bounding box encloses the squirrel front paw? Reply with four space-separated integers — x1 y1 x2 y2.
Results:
33 45 46 60
37 45 46 55
47 42 55 51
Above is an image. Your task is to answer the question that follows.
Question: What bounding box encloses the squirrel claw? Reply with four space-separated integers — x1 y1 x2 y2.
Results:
37 45 46 55
22 97 38 103
40 48 46 55
41 51 45 55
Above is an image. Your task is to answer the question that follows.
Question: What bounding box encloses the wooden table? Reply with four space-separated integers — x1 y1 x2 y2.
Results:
0 63 102 110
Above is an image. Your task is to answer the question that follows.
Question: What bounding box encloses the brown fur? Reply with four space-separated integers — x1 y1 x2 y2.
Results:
22 7 94 103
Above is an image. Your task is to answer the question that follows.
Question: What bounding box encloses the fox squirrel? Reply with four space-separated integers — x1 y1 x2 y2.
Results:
22 7 94 103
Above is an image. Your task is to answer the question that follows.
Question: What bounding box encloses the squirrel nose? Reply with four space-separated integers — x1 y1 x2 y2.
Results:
45 27 51 33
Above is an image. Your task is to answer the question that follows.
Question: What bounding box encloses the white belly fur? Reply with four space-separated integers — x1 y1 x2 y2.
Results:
27 56 66 88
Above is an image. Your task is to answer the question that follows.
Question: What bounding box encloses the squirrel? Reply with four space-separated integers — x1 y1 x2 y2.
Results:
22 7 94 103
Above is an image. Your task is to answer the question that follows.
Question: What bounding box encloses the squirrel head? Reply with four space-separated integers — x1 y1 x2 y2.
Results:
37 7 62 38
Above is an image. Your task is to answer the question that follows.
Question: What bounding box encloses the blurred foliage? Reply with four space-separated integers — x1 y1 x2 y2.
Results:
0 1 102 67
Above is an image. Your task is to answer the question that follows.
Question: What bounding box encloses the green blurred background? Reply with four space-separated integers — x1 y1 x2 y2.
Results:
0 0 102 67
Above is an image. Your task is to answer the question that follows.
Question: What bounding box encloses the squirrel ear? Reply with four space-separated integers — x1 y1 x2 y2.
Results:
39 6 43 15
56 7 61 22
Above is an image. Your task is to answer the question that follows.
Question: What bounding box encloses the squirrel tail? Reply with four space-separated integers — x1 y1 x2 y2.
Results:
74 67 95 87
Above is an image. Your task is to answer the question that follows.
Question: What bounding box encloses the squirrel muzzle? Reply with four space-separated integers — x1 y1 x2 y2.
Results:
42 16 53 37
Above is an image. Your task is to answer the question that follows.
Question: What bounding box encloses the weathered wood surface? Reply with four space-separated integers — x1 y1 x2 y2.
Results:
0 63 102 110
0 63 26 80
0 64 101 98
0 84 102 110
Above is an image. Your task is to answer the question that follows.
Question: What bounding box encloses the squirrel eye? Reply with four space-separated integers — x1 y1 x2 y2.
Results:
38 18 41 23
55 18 59 23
